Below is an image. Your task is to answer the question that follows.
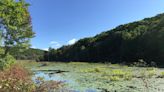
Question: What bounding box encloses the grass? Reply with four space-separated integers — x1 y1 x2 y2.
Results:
81 67 105 73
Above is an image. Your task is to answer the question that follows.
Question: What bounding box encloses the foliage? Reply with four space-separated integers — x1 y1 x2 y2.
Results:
35 77 63 92
81 67 105 73
19 61 164 92
0 64 64 92
0 64 35 92
42 13 164 67
109 76 120 81
111 69 126 77
110 69 132 81
160 72 164 78
131 59 147 67
0 0 35 69
9 48 45 61
138 68 157 78
0 0 35 57
0 48 15 70
0 54 15 70
147 68 156 78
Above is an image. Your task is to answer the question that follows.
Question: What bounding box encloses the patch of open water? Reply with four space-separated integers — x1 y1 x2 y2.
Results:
32 71 99 92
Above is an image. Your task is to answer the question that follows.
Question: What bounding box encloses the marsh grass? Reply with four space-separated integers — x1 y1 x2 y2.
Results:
69 62 89 65
35 77 64 92
161 72 164 77
14 61 164 92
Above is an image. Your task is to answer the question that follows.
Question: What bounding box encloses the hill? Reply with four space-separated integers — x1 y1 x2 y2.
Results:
45 13 164 66
9 48 45 61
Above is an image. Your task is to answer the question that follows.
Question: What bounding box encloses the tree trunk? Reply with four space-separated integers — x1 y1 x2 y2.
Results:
3 46 9 58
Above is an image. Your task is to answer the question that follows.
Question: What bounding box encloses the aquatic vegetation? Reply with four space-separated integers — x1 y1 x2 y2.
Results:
81 67 105 73
94 67 103 72
110 70 133 81
35 77 63 92
69 62 88 65
111 69 126 77
160 72 164 78
100 69 133 81
124 72 133 80
137 68 157 78
147 68 156 78
109 76 120 81
111 64 121 67
39 63 49 67
17 61 164 92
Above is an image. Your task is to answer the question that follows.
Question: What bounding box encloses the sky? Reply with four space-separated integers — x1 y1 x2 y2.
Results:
26 0 164 50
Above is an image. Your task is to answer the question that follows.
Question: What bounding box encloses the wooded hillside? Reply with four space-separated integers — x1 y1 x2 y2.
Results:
43 13 164 66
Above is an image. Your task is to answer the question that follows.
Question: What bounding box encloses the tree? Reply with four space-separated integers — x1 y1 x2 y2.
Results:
0 0 35 58
41 13 164 66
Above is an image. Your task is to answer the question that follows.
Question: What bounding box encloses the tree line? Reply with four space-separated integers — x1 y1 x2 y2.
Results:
42 13 164 67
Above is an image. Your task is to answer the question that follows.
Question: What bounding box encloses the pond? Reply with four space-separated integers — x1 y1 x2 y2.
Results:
24 61 164 92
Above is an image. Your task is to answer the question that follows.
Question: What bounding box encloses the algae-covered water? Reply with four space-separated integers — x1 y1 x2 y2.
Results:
21 61 164 92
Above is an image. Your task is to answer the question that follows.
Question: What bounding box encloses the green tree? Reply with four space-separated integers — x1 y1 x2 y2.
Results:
0 0 34 58
0 0 34 69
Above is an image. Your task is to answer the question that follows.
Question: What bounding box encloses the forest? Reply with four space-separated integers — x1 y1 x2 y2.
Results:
10 13 164 67
39 13 164 67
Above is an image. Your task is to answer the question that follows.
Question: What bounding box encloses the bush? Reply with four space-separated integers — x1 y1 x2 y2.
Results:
131 59 147 67
0 64 64 92
0 54 16 70
35 77 63 92
0 64 35 92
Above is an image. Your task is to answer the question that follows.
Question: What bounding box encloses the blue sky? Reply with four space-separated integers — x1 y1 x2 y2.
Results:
26 0 164 50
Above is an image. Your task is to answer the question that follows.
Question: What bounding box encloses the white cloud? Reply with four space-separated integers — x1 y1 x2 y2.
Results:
68 38 77 45
31 46 36 49
42 48 48 51
49 41 61 48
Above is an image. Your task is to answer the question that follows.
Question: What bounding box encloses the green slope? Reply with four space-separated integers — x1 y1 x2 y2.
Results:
9 48 45 61
45 13 164 66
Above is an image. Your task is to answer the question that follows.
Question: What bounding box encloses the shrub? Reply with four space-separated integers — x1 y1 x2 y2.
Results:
0 54 16 70
35 77 63 92
131 59 147 67
0 64 35 92
0 64 64 92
